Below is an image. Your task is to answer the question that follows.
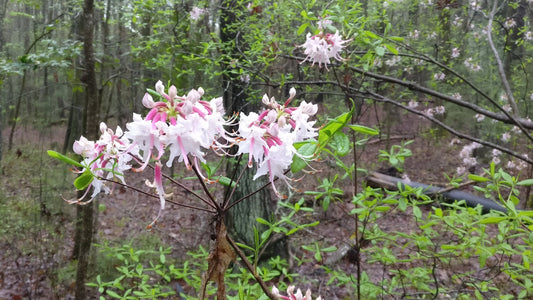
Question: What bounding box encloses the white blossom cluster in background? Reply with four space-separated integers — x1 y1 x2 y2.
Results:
299 31 349 69
189 6 207 20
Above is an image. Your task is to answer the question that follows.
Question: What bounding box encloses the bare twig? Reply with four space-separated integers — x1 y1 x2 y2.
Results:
486 0 519 117
226 235 278 300
99 177 216 213
364 90 533 165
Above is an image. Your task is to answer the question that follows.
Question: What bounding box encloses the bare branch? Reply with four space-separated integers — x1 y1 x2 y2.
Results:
486 0 519 117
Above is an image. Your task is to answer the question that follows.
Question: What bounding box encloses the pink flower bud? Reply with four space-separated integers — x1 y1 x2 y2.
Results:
155 80 164 94
168 85 177 100
142 93 155 108
289 87 296 99
100 122 107 134
262 94 270 106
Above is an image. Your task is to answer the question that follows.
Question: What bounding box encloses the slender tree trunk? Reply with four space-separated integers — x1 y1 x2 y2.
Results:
8 70 28 151
74 0 98 298
0 0 7 165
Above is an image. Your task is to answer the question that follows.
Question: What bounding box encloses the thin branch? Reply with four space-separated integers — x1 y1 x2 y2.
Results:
487 0 519 117
144 162 218 210
222 154 245 209
281 55 533 132
226 235 278 300
364 90 533 165
190 158 222 213
224 177 276 212
99 177 215 213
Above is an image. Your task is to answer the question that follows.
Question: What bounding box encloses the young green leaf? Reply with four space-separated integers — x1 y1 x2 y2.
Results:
297 23 309 35
468 174 489 182
347 124 379 136
517 179 533 186
317 110 353 153
479 216 507 224
47 150 83 168
217 176 237 187
74 170 94 190
330 131 350 156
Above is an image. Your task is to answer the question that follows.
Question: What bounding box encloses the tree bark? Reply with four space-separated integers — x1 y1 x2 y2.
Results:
73 0 98 298
220 0 287 260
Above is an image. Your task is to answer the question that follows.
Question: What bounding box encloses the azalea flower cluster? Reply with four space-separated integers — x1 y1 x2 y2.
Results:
71 81 318 224
237 87 318 196
73 123 139 202
272 285 322 300
299 31 349 69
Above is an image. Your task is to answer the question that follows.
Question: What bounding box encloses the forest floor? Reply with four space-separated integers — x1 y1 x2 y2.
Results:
0 104 528 299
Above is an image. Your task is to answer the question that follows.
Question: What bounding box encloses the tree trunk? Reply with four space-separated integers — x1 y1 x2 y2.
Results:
220 0 287 260
73 0 98 298
0 0 7 165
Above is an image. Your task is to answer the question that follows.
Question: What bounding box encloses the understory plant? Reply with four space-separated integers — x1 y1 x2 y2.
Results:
49 81 333 299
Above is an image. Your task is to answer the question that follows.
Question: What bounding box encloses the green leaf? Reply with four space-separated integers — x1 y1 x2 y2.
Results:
375 46 385 56
434 208 443 217
468 174 489 182
330 131 350 156
480 216 507 224
364 30 379 39
347 124 379 136
47 150 83 168
106 290 122 299
388 36 404 42
318 110 353 153
517 179 533 186
135 263 143 275
412 205 422 219
297 23 309 35
375 205 391 212
217 176 237 187
291 142 317 173
74 170 94 190
321 246 337 252
256 217 270 225
146 88 164 101
384 43 398 55
518 210 533 217
236 242 255 252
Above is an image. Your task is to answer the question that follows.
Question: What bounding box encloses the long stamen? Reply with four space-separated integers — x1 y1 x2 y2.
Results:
177 136 191 170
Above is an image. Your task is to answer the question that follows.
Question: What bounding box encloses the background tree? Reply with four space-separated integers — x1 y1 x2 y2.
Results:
72 0 98 298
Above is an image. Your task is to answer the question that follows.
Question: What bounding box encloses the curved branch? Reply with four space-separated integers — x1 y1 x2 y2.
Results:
347 65 533 137
486 0 519 117
282 54 533 133
363 90 532 165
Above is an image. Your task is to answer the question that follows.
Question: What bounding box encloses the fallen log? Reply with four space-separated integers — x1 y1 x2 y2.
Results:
366 171 507 213
325 171 509 266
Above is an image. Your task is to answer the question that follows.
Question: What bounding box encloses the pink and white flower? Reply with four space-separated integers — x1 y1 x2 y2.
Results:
272 285 322 300
299 31 350 69
237 88 318 197
72 123 138 202
189 6 207 20
451 48 460 58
